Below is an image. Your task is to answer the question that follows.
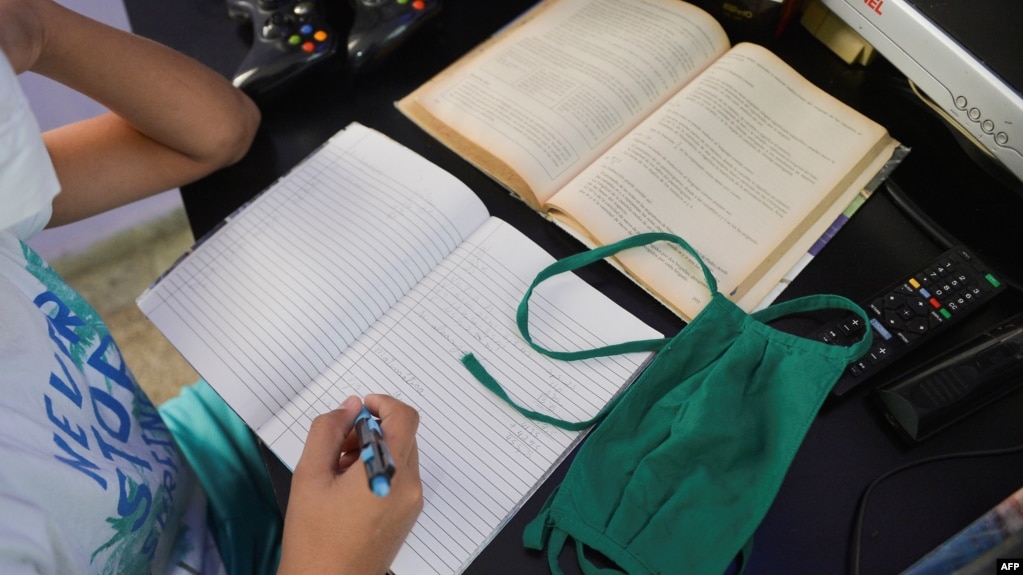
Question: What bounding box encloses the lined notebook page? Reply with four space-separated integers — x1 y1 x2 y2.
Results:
139 123 660 574
261 217 659 574
138 123 489 430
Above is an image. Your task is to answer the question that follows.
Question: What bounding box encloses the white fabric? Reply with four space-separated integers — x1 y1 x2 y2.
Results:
0 51 224 575
0 53 59 237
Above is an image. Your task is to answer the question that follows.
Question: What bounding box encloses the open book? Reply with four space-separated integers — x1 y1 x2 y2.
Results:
398 0 902 321
137 123 660 575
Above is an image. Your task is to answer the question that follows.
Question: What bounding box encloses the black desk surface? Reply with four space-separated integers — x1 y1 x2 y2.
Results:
124 0 1023 572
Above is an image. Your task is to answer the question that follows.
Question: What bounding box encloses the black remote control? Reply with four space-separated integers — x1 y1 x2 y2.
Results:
874 312 1023 442
812 245 1006 396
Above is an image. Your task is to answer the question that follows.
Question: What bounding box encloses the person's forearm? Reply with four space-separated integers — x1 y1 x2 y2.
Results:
9 0 260 227
31 0 258 167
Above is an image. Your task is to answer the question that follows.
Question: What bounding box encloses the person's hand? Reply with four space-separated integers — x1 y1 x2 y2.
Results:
278 394 423 575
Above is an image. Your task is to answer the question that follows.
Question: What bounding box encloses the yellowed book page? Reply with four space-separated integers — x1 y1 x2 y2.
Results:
734 142 898 312
547 43 894 320
399 0 729 209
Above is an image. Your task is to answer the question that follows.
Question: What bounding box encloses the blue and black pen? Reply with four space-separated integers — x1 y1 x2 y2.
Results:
354 405 396 497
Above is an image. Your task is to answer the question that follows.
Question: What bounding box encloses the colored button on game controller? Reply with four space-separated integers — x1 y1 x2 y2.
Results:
227 0 339 94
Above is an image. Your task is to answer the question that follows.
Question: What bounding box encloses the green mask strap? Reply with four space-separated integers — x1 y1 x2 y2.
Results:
753 294 873 363
544 528 617 575
575 538 627 575
462 232 714 431
735 536 755 575
514 231 714 360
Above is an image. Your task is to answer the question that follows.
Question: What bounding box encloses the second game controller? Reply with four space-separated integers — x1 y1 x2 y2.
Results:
227 0 338 95
347 0 441 72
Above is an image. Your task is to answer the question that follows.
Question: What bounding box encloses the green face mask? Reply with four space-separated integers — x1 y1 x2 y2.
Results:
463 232 871 575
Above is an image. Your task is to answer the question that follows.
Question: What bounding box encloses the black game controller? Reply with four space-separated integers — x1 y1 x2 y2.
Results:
227 0 338 95
347 0 441 72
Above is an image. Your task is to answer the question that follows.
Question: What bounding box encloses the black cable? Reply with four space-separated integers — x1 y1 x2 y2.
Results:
884 180 1023 293
850 442 1023 575
883 180 957 251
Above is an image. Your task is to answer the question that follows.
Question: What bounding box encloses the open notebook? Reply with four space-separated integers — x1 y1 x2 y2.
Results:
137 123 660 574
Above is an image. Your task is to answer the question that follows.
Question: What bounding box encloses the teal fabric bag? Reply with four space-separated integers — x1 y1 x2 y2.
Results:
160 380 283 575
464 232 871 574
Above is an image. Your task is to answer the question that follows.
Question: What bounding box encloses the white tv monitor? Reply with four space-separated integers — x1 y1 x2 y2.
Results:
818 0 1023 186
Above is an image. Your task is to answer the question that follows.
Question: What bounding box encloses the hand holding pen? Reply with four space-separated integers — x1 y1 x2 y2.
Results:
279 394 423 575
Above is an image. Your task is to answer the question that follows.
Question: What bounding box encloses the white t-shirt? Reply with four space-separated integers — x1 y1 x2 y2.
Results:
0 53 224 574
